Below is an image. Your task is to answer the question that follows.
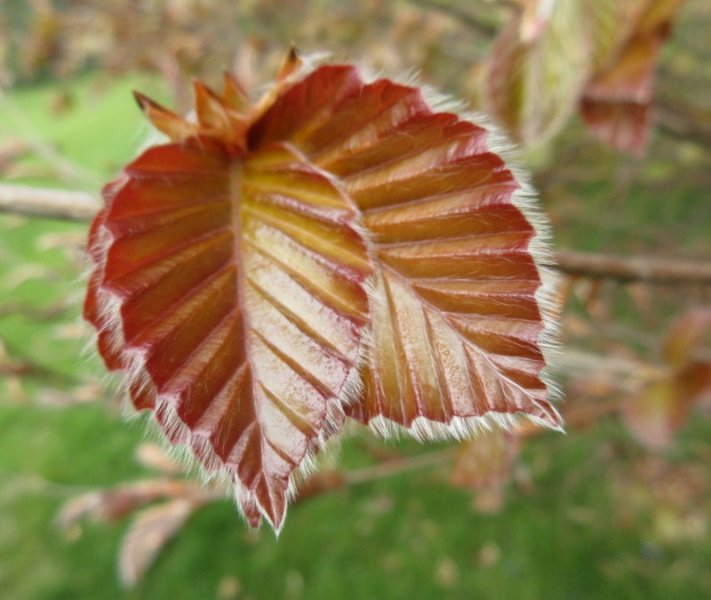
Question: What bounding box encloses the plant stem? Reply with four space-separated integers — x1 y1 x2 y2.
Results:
552 250 711 285
1 184 710 285
0 184 100 221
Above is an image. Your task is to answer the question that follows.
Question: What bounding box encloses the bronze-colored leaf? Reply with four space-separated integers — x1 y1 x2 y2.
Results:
486 0 685 153
485 0 592 145
622 307 710 450
580 0 687 155
86 55 561 533
622 379 688 451
87 70 372 531
253 65 562 437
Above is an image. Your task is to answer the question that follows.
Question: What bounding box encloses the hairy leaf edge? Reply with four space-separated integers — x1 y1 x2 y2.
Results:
351 70 565 440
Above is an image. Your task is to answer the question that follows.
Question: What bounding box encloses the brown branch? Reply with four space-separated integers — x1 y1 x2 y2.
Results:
0 184 101 221
296 449 457 501
2 184 710 285
0 90 102 187
553 250 711 285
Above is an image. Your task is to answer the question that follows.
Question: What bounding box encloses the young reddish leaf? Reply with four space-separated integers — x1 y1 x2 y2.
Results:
580 0 686 154
662 308 711 369
87 54 561 531
486 0 684 153
663 308 711 403
622 307 710 450
578 99 651 155
251 65 562 437
57 479 208 525
86 67 372 531
622 379 688 451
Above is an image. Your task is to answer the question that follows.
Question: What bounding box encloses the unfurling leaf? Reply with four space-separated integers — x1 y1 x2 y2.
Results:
485 0 591 146
57 479 210 526
486 0 685 153
86 52 561 532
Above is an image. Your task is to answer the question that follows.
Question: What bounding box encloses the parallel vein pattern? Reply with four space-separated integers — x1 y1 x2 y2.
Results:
252 65 562 437
86 136 371 529
87 58 562 531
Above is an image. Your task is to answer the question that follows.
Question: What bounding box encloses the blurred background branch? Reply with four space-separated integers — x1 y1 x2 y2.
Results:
2 184 709 285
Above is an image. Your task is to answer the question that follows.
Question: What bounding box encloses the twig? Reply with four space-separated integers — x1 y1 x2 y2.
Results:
553 349 663 381
0 301 72 319
297 395 623 502
553 250 711 285
0 334 84 387
296 449 457 501
0 184 101 221
2 184 710 285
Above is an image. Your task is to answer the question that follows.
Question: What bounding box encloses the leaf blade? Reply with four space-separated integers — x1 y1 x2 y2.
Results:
253 66 562 439
87 136 371 531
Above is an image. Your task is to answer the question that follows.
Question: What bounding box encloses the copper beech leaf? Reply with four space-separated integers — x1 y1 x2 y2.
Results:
119 499 197 588
86 53 561 532
622 308 711 450
252 64 562 436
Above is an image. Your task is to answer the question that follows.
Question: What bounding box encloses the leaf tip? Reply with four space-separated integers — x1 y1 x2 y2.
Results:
277 45 303 81
131 90 196 141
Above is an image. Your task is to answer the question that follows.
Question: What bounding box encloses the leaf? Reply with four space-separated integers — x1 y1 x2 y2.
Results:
662 307 711 369
622 379 689 451
486 0 685 152
485 0 593 145
578 99 652 156
622 307 710 450
119 499 196 588
664 308 711 404
57 479 209 526
580 0 687 154
251 65 562 436
450 428 520 490
87 75 372 531
86 53 561 532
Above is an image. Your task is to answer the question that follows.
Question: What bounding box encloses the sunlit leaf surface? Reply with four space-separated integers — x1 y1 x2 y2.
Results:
254 65 562 437
86 56 561 531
